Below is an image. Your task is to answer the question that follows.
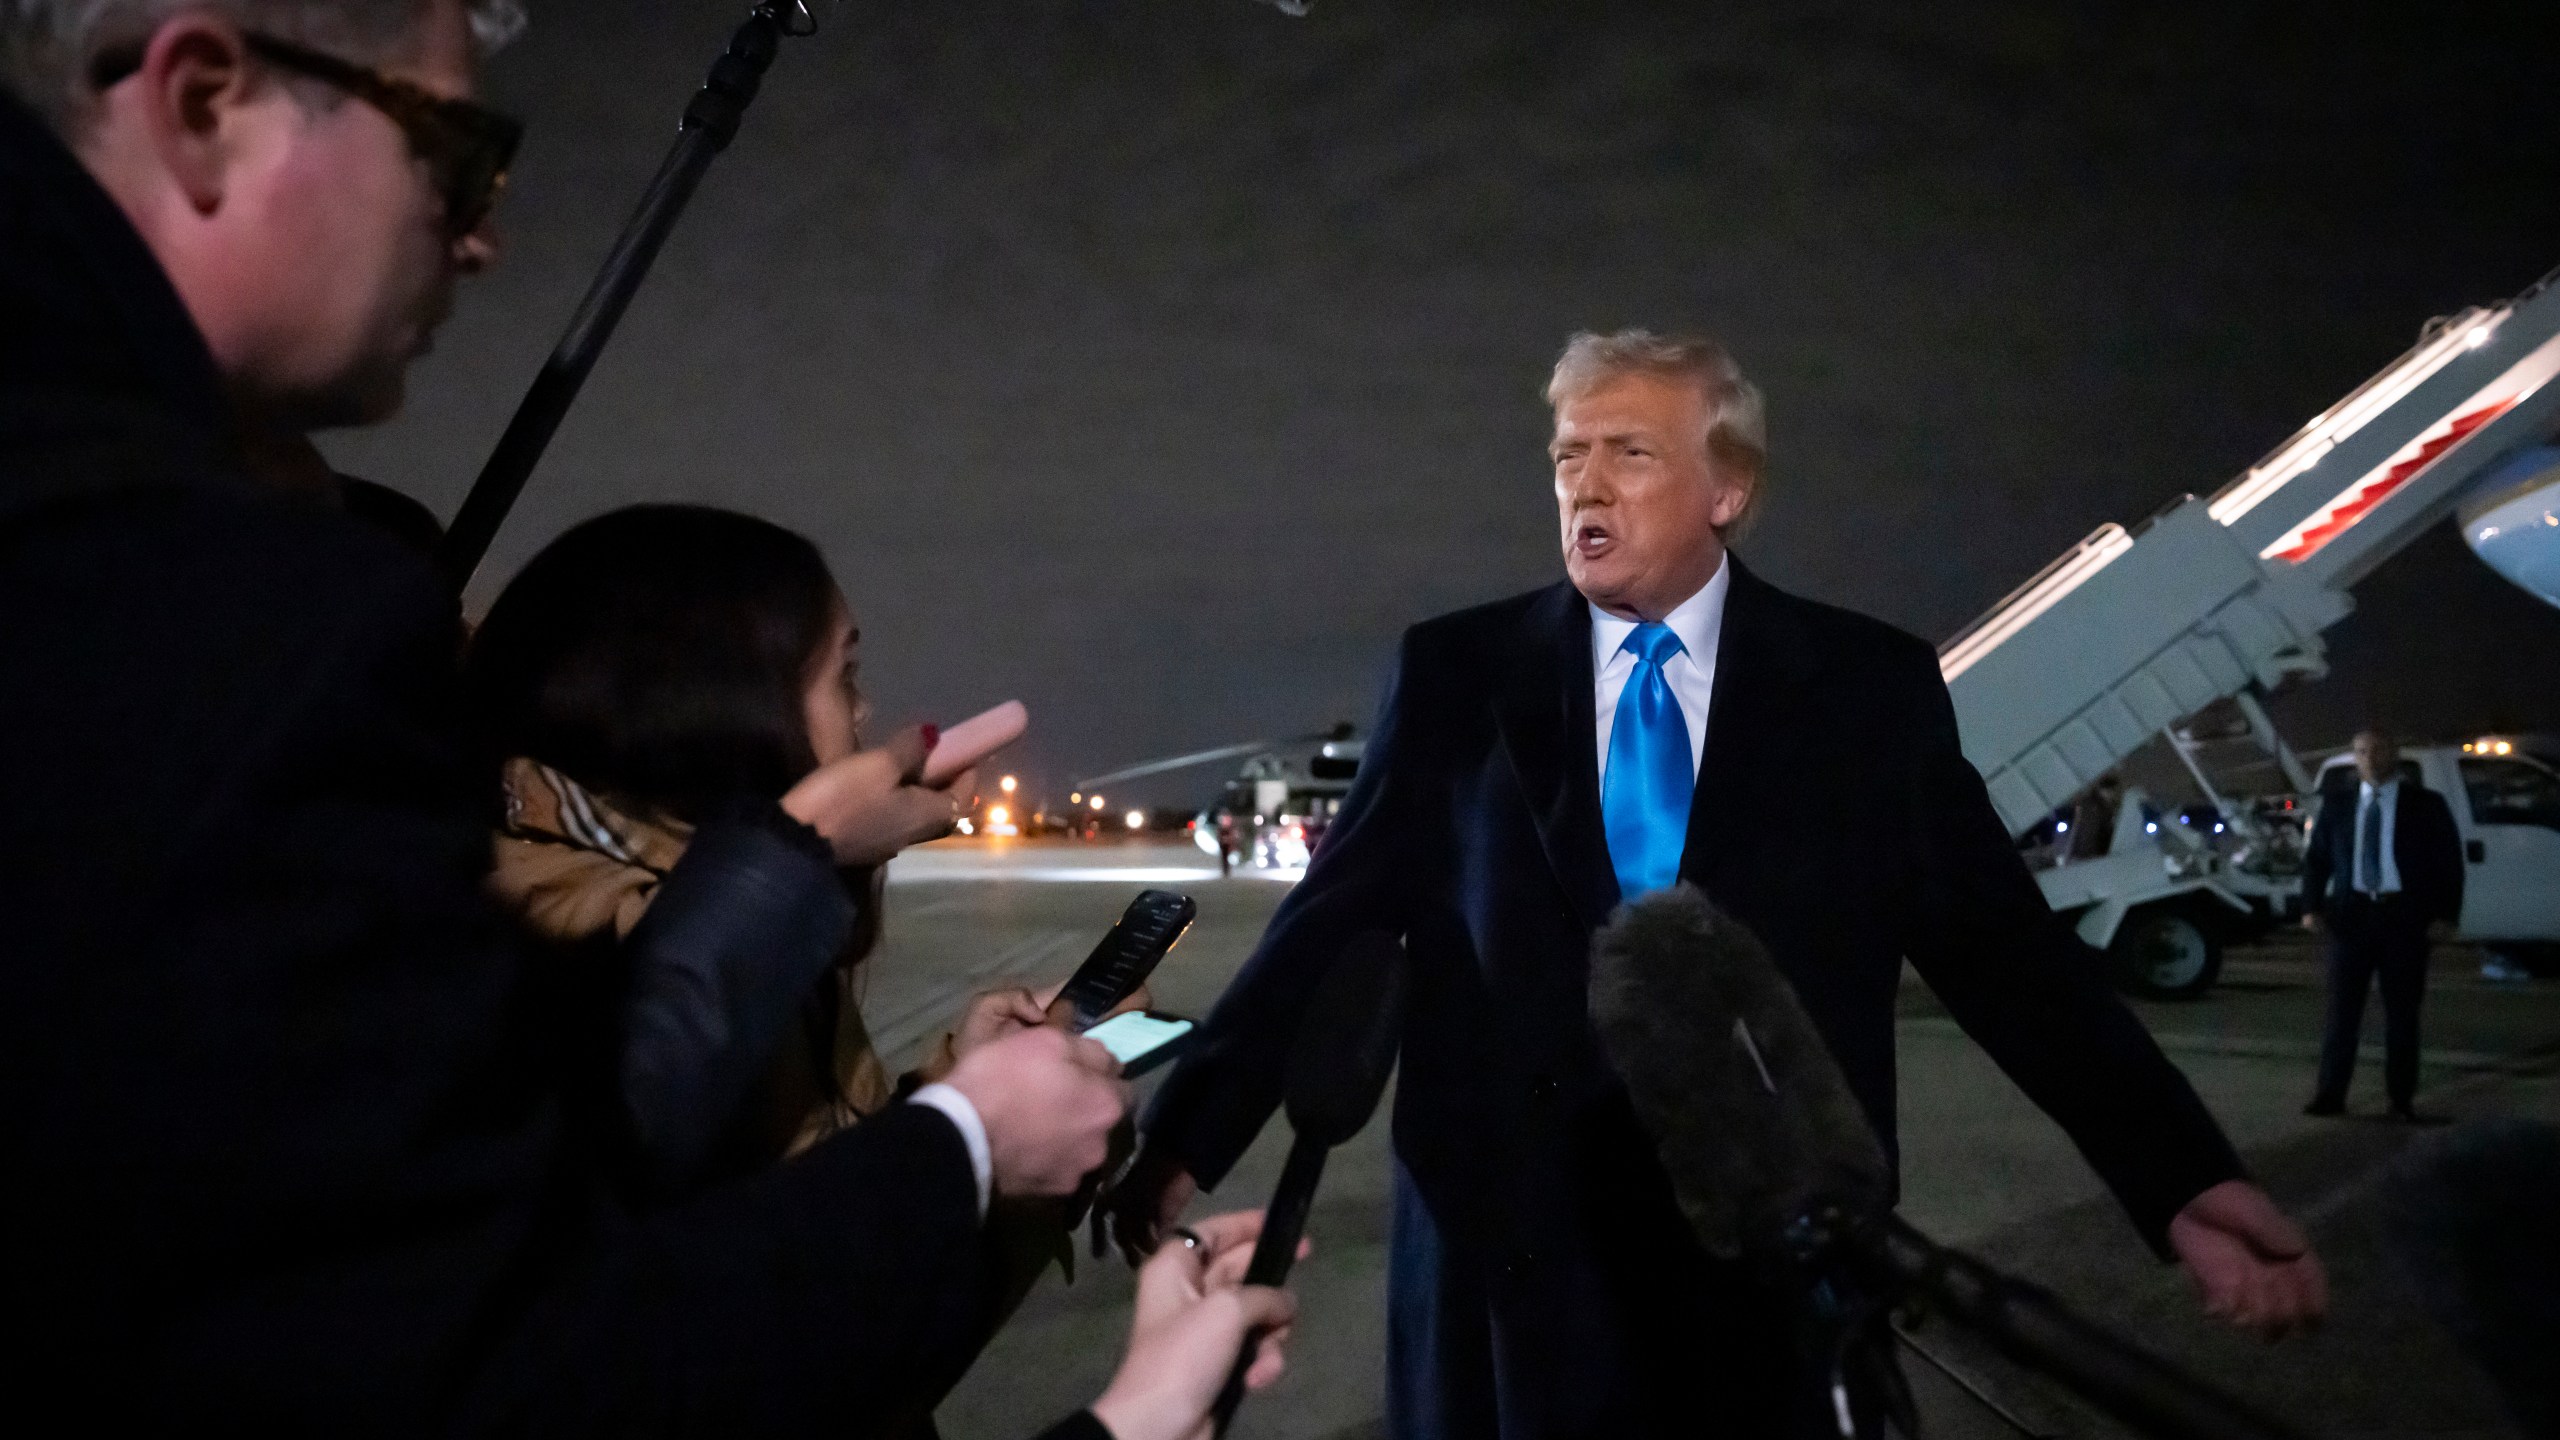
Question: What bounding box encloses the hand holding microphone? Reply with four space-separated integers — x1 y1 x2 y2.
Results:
1091 1210 1300 1440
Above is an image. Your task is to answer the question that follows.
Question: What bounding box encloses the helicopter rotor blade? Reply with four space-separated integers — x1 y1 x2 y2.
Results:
1071 728 1352 792
1072 741 1279 792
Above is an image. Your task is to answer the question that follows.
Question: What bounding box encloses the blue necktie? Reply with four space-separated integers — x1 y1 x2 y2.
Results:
1602 623 1694 900
2358 792 2385 896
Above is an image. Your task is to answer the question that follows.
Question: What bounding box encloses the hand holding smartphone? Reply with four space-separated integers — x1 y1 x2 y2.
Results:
1050 889 1199 1030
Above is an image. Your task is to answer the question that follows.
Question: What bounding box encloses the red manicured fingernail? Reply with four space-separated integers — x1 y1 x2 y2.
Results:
921 723 940 748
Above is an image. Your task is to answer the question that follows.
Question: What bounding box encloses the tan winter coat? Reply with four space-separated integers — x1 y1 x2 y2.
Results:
489 756 893 1158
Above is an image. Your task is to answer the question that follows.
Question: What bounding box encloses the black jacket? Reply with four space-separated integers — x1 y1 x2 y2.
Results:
1147 568 2246 1438
2301 778 2465 925
0 92 1003 1435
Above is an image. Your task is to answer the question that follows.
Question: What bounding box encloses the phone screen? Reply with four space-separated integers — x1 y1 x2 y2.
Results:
1083 1010 1196 1067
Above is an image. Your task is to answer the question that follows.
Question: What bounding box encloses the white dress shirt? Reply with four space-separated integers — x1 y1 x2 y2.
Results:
2354 778 2404 896
1591 558 1730 787
908 1082 992 1219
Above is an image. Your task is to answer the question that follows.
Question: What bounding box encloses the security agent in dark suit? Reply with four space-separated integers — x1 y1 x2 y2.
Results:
1111 331 2328 1438
2300 731 2466 1121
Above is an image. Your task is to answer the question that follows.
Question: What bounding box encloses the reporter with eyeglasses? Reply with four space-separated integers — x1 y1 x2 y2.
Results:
0 3 1295 1434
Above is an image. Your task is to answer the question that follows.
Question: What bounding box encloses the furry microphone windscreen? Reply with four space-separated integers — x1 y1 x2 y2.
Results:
1588 885 1890 1260
1283 929 1412 1147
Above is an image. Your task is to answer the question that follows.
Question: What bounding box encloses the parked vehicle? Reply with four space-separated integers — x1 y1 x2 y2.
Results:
2027 737 2560 998
2315 743 2560 975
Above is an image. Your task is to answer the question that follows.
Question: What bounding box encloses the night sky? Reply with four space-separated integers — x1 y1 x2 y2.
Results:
326 0 2560 806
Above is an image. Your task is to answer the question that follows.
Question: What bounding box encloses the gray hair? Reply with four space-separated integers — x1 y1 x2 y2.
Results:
3 0 526 134
1547 328 1769 530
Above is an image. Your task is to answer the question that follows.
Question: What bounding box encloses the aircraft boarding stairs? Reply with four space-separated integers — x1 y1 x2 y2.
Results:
1936 264 2560 984
1943 264 2560 837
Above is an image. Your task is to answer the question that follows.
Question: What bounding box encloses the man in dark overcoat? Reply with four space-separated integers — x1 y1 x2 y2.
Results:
1114 330 2328 1438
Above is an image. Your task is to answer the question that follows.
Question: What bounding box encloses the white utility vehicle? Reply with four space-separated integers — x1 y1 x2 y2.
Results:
2311 744 2560 956
1939 263 2560 996
2025 739 2560 997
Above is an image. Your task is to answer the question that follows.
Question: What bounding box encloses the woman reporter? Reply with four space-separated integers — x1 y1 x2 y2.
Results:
464 505 1170 1433
463 503 1069 1186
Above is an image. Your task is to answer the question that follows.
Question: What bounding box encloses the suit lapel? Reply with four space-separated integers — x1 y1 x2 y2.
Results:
1681 556 1814 892
1493 582 1620 930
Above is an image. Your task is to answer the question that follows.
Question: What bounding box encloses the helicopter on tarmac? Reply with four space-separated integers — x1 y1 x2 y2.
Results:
1073 724 1363 875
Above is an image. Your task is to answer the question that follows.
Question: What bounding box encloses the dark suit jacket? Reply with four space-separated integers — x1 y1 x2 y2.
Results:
0 91 998 1434
1147 566 2244 1438
2301 780 2465 925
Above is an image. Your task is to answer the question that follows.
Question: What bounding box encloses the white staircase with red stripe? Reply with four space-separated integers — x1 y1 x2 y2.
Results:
1940 263 2560 837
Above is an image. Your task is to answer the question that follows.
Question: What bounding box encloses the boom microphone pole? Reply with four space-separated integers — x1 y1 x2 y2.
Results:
437 0 820 586
437 0 1318 587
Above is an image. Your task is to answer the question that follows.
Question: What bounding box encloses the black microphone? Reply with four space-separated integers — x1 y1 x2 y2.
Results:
1588 886 2307 1440
1209 929 1411 1434
1586 883 1889 1261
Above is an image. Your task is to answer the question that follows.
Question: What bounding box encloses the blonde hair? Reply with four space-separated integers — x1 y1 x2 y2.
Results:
1547 329 1768 530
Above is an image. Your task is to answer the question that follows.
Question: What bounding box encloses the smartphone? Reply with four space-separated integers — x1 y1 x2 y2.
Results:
1053 888 1198 1030
922 700 1029 788
1082 1009 1197 1077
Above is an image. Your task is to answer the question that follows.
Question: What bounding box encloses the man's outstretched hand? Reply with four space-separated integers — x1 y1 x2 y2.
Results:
2167 1179 2327 1340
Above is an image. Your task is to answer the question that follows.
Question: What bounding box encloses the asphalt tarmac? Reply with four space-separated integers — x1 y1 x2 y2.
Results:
869 838 2559 1440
